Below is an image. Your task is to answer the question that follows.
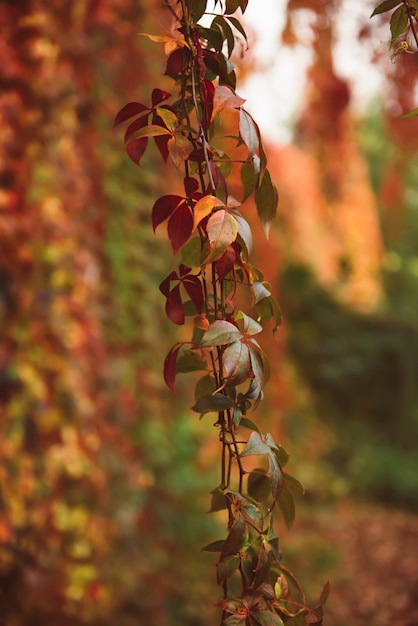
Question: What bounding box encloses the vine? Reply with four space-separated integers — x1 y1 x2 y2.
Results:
115 1 328 624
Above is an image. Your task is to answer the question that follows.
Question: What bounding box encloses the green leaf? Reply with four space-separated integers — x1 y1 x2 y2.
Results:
192 392 234 414
283 472 305 496
155 106 177 131
226 16 248 46
181 237 202 267
275 444 290 467
278 489 296 530
241 161 258 202
194 374 217 401
200 320 243 347
252 610 284 626
209 486 228 512
264 532 281 564
401 107 418 118
217 554 240 584
248 469 271 502
255 296 282 335
390 4 408 42
255 169 278 238
239 417 261 434
370 0 402 17
201 539 225 552
221 511 247 558
176 350 207 373
192 0 207 21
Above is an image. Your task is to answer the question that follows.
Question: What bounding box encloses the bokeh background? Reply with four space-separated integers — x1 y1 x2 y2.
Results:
1 1 417 625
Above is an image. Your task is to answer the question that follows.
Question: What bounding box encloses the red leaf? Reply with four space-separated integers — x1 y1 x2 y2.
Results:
152 195 183 232
182 275 204 314
164 48 186 76
168 203 193 255
124 113 148 143
159 271 178 298
184 176 199 196
152 112 170 161
114 102 148 128
165 284 184 325
151 88 171 107
163 343 182 393
216 246 236 281
202 78 215 130
125 137 148 165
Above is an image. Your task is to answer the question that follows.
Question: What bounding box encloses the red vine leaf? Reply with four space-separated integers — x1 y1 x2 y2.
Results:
167 202 193 255
152 195 183 231
163 343 183 393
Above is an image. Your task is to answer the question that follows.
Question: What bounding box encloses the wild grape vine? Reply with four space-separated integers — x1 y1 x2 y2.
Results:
115 1 329 624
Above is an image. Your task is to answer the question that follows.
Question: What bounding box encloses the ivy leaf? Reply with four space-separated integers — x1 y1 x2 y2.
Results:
201 539 225 552
248 469 271 502
239 417 261 434
278 488 296 530
211 85 246 120
205 209 238 262
165 283 184 325
217 554 241 585
283 472 305 496
226 16 248 47
252 611 284 626
215 245 236 281
176 350 207 373
236 310 262 336
212 15 236 58
113 101 148 128
151 88 171 107
125 137 148 165
200 320 243 347
194 374 217 401
389 4 409 43
167 202 193 255
152 195 183 232
193 195 225 231
268 452 283 501
126 124 172 141
232 212 252 255
370 0 402 17
192 393 234 415
223 340 252 385
208 486 228 512
255 169 278 238
155 106 177 131
241 431 272 457
163 343 183 393
220 511 246 559
167 133 193 168
239 109 259 157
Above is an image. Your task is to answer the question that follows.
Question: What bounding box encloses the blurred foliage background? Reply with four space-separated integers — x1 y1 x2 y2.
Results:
0 1 417 625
